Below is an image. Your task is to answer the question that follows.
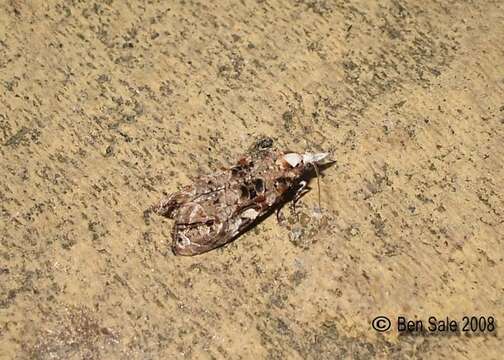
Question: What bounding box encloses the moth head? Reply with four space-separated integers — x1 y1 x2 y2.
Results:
282 152 329 211
282 152 329 168
302 152 329 165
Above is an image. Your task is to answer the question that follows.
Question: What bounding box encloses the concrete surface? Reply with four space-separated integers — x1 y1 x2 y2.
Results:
1 0 503 359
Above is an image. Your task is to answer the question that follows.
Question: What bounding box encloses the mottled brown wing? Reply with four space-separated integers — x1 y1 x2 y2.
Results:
155 144 311 256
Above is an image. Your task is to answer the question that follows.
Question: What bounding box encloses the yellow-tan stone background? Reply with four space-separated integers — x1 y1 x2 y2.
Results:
1 1 503 359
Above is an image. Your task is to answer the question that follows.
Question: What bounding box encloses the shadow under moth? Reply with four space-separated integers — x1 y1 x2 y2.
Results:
152 138 329 256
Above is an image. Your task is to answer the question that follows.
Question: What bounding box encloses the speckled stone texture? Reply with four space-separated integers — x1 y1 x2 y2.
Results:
1 1 503 359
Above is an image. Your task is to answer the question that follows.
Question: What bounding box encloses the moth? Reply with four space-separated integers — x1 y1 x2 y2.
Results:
152 138 328 256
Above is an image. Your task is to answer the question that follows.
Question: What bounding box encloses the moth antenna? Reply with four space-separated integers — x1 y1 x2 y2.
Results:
313 162 321 210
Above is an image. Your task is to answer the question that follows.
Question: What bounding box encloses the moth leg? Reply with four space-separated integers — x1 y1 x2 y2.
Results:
294 181 308 201
289 200 299 221
293 180 309 206
290 181 309 220
276 207 287 226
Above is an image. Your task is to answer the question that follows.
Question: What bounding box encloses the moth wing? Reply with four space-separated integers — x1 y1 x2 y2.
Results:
154 188 194 218
176 202 217 225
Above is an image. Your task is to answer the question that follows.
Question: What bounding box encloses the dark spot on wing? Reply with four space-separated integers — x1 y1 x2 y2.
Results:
254 178 265 194
240 185 249 199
